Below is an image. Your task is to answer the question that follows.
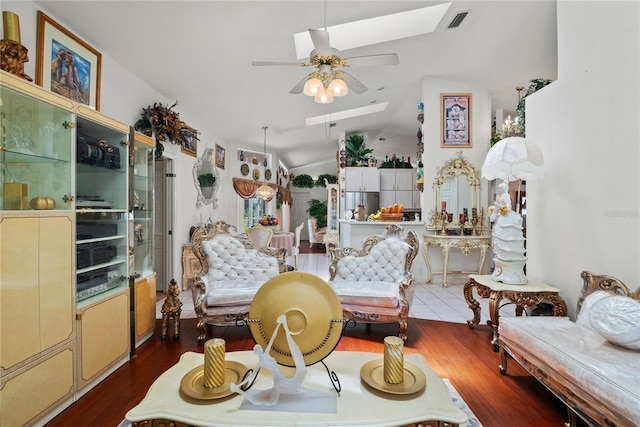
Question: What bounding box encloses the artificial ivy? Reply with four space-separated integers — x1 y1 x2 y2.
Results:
315 174 338 187
292 174 315 188
516 78 553 136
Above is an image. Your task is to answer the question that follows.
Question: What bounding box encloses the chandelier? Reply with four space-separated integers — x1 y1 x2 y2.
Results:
302 66 348 104
254 126 275 201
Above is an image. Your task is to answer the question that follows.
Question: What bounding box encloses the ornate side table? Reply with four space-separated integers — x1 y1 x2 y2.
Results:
423 235 490 287
464 274 568 351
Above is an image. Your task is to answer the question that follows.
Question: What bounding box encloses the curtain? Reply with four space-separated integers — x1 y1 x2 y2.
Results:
232 178 292 204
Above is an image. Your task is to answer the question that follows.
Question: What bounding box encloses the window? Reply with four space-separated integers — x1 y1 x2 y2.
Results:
244 197 266 229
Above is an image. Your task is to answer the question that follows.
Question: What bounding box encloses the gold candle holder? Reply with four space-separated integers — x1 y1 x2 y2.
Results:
204 338 225 388
2 11 21 43
383 336 404 384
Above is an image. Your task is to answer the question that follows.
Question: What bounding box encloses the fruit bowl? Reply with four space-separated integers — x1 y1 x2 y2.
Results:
380 213 403 222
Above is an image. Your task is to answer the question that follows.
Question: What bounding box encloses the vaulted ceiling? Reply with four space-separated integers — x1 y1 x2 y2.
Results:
33 1 558 170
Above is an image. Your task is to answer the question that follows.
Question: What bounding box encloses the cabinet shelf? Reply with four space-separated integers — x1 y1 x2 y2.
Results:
0 148 71 163
76 233 126 245
76 256 127 275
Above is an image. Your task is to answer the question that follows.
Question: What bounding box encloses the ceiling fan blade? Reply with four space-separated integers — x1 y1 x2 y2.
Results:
341 71 368 94
252 60 307 67
309 29 332 56
289 74 312 94
343 53 399 67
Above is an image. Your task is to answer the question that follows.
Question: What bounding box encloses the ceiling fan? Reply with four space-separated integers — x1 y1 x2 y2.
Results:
252 29 399 104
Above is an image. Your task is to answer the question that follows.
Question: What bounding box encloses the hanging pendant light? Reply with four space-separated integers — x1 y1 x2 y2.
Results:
255 126 275 201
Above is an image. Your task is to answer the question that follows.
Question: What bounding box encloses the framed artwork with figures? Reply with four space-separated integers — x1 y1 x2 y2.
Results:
441 93 472 148
215 144 225 169
36 11 102 110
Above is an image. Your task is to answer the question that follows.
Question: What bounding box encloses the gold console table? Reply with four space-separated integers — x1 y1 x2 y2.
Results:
423 234 491 287
464 274 567 351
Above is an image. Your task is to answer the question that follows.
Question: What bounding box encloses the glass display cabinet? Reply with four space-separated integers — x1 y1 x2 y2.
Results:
325 180 340 249
129 129 156 346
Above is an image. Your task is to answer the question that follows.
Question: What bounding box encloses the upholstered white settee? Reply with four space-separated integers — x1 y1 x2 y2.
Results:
499 271 640 427
191 221 287 342
328 225 419 341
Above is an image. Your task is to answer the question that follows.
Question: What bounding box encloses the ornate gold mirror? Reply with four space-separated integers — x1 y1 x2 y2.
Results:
193 147 219 208
432 152 479 218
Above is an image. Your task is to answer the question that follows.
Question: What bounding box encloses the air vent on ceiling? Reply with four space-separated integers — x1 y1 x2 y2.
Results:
447 11 469 29
329 123 336 128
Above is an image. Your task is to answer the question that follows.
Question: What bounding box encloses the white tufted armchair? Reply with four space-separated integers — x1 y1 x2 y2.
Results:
191 221 287 342
328 225 419 340
307 217 326 248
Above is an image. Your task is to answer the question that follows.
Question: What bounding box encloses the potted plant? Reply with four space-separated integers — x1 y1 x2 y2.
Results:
307 198 328 229
345 134 373 166
197 173 215 187
292 173 315 188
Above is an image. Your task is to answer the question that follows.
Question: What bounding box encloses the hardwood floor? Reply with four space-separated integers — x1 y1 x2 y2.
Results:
45 318 584 427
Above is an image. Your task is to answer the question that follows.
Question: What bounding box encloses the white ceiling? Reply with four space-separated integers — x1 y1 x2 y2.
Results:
33 1 558 170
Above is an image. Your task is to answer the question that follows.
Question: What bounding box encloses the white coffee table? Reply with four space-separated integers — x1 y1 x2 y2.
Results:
126 351 467 426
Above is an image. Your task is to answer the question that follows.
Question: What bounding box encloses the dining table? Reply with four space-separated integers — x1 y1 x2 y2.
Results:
270 231 295 257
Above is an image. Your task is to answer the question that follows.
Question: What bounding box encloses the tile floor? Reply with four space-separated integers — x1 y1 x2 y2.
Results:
156 253 516 325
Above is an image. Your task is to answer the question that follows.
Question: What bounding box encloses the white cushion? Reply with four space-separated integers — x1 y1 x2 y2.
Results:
589 295 640 350
575 290 611 330
330 280 400 308
334 238 410 283
499 317 640 424
206 280 264 307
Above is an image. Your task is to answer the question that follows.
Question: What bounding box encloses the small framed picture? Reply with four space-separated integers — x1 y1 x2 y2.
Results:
181 133 197 157
215 144 226 169
441 93 472 148
36 11 102 110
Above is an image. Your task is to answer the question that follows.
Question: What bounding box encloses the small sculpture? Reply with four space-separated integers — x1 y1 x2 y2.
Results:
489 182 527 284
161 279 183 339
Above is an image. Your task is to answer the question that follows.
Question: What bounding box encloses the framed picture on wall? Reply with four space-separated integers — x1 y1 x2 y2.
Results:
181 133 197 157
36 11 102 110
440 93 472 148
215 144 226 169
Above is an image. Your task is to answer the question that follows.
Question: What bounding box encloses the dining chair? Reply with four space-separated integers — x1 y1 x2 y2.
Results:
293 221 304 270
246 224 273 249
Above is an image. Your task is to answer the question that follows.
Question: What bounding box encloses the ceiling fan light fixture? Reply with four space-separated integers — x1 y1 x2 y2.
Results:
303 77 324 96
328 78 348 96
314 91 334 104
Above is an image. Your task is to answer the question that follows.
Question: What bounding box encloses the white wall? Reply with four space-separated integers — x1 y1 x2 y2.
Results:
526 1 640 317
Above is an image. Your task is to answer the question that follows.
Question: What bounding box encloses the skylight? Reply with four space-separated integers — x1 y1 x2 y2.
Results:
294 3 451 59
305 102 389 127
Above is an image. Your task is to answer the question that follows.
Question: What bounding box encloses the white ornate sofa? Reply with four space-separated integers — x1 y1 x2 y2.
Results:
328 225 419 340
191 221 287 342
499 271 640 427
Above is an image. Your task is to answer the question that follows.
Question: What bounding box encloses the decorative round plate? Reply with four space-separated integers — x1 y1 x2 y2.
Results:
253 169 260 181
265 169 272 180
360 359 426 395
240 163 249 176
248 272 343 367
180 361 248 400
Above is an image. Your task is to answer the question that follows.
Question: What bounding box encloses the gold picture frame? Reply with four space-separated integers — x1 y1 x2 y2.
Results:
440 93 472 148
181 133 198 157
36 11 102 110
215 144 226 169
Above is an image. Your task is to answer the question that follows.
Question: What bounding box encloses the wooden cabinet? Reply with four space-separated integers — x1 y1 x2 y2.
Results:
379 169 420 209
77 289 130 390
135 274 156 344
344 167 380 192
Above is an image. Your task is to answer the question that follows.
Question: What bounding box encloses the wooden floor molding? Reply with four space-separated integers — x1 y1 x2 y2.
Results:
46 318 587 427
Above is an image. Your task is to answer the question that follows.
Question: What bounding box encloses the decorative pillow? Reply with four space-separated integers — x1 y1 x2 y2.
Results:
589 295 640 350
575 290 612 330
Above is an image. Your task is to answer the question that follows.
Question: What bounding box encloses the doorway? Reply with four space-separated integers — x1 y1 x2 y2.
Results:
154 156 174 292
291 191 310 240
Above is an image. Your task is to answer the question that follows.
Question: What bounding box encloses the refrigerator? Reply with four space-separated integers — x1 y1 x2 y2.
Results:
344 192 380 217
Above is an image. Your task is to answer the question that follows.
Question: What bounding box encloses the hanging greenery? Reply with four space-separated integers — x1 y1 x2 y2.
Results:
516 78 553 136
292 173 315 188
197 173 215 187
275 189 283 209
315 174 338 187
134 101 199 146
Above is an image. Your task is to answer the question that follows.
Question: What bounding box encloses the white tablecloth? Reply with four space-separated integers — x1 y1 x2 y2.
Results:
270 231 294 256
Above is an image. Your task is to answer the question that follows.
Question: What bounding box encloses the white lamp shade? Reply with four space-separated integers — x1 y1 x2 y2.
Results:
328 78 348 97
314 91 334 104
303 78 324 96
482 136 544 182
